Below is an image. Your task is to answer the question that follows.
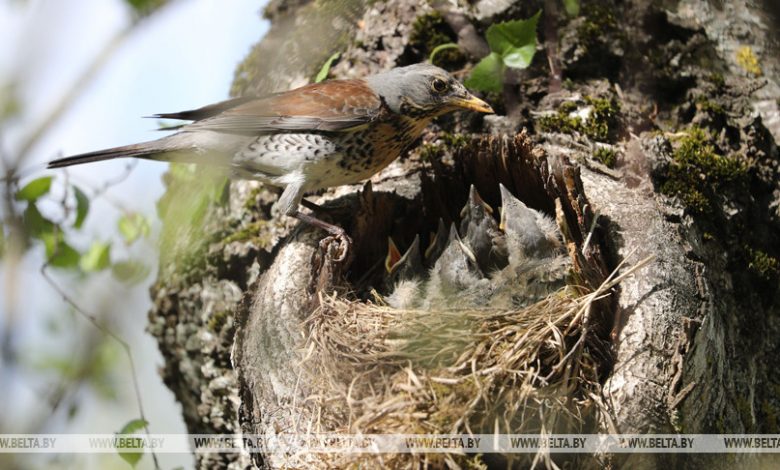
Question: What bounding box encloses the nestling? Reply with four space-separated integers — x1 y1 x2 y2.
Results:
48 64 494 255
384 185 571 310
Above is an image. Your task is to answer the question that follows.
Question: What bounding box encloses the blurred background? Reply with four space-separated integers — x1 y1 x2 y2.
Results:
0 0 268 468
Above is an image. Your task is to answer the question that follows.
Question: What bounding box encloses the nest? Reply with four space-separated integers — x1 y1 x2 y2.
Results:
279 255 651 469
248 134 652 468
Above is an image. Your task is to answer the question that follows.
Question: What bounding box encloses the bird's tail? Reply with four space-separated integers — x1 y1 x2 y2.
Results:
47 142 166 169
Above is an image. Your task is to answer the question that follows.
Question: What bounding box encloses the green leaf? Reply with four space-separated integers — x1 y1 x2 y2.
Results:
563 0 580 17
118 213 150 244
23 204 54 239
429 43 459 64
30 354 78 377
80 242 111 272
112 260 151 284
42 233 80 269
465 53 505 93
125 0 166 17
315 52 340 83
116 418 148 468
16 176 52 202
485 11 541 69
73 186 90 229
119 418 148 435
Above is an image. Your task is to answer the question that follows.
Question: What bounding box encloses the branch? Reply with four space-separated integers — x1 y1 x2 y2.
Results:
40 263 160 470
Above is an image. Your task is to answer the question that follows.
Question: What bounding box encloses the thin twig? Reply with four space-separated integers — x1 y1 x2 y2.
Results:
40 264 160 470
543 0 563 93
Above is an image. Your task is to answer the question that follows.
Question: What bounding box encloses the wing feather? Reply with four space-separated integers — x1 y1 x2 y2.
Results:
179 79 383 135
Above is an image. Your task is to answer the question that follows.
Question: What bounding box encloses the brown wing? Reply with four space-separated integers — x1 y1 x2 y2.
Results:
182 79 384 135
150 96 259 122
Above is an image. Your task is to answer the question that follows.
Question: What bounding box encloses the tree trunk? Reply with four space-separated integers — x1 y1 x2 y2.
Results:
148 0 780 468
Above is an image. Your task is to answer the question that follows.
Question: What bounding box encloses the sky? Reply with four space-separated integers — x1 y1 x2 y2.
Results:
0 0 268 468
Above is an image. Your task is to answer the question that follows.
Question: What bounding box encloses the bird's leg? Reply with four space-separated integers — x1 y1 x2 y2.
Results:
277 180 351 262
300 197 351 214
300 198 325 213
293 211 352 263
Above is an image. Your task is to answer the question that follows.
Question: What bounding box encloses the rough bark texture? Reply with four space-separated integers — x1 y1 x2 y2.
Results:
147 0 780 468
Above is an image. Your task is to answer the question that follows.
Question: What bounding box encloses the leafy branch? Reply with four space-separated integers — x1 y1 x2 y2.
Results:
15 175 151 277
465 11 542 93
0 3 176 467
40 264 159 470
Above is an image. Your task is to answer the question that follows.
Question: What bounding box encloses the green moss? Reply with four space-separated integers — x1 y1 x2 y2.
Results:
410 12 465 69
585 97 620 141
659 126 747 215
695 97 726 116
440 132 469 150
242 186 265 212
576 6 617 49
221 220 274 248
207 310 230 332
594 147 617 168
746 247 779 280
707 72 726 90
577 21 603 47
419 143 444 162
537 97 621 142
558 101 578 114
537 113 582 135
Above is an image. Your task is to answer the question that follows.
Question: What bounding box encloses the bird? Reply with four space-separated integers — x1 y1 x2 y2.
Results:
385 235 425 285
384 235 426 310
383 185 571 310
424 219 449 266
498 184 563 265
424 224 489 308
459 185 508 273
492 184 570 307
47 63 494 257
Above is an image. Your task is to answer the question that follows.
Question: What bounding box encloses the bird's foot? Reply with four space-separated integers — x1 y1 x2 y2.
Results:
320 232 352 263
293 210 353 264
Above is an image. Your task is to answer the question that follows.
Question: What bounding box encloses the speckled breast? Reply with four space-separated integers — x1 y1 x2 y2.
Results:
330 115 432 185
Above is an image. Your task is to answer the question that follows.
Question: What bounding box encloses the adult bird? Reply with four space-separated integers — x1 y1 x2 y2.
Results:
47 63 494 257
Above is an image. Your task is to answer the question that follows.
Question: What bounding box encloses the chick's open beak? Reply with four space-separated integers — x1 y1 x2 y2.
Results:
450 93 494 114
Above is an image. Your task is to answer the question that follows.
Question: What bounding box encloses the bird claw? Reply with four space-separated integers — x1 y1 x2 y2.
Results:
320 232 353 263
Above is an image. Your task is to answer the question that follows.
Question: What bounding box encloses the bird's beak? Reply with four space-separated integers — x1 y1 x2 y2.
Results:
449 93 494 113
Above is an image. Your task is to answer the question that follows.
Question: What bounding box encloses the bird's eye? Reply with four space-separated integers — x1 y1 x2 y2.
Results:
431 78 448 93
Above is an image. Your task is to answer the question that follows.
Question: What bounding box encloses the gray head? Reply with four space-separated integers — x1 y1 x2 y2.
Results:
499 184 563 262
366 63 494 117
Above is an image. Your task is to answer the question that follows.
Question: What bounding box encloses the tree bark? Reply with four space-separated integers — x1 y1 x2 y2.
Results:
148 0 780 468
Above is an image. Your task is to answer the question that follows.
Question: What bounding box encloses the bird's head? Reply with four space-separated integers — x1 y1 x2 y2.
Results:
367 63 494 117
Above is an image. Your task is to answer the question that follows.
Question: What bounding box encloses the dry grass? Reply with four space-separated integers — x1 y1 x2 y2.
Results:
279 255 653 468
